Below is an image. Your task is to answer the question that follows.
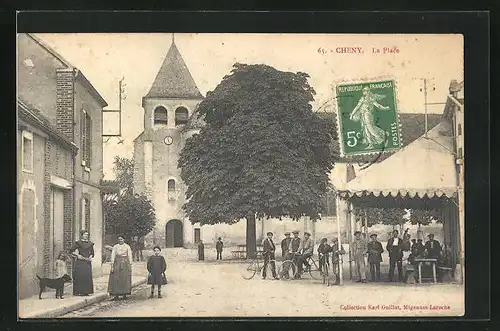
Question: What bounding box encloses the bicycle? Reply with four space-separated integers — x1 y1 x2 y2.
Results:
278 252 322 280
241 252 278 280
319 254 336 286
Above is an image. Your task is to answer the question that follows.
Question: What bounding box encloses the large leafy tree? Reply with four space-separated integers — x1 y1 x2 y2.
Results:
103 156 156 241
179 63 338 256
353 206 407 229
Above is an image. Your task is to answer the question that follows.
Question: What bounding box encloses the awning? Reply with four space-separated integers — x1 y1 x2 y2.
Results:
339 120 458 200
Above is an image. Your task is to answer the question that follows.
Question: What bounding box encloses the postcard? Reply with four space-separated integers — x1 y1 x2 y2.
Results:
17 32 464 318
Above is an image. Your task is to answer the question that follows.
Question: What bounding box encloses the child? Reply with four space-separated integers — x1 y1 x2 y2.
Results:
55 251 68 278
147 246 166 298
317 238 331 273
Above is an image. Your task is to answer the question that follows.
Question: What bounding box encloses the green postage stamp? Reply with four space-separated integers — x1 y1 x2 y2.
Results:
335 79 402 157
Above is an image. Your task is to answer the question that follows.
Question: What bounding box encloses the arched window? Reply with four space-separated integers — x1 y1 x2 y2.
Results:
168 179 176 192
175 107 189 126
154 106 168 125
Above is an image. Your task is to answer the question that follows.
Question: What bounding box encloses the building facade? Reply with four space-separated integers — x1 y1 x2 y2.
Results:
17 34 107 299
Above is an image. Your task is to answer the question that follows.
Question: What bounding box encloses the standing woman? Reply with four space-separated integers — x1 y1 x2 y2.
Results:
108 235 133 300
70 230 95 296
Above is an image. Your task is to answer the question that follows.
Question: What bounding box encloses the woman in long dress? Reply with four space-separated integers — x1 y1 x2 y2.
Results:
70 230 95 296
349 86 391 149
108 235 133 300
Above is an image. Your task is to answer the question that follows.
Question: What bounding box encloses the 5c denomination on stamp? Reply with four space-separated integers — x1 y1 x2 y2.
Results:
335 79 402 157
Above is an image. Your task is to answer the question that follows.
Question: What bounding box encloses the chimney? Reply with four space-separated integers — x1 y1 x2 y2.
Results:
56 68 76 141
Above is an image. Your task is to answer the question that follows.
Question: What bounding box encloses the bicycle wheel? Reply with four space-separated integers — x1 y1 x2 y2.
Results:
308 258 322 280
279 260 297 280
242 259 258 280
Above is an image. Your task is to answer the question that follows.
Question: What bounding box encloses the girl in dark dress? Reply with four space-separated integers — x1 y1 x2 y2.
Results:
147 246 167 298
70 230 95 296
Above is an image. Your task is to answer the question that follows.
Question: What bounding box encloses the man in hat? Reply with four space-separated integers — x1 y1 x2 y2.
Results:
282 230 301 277
215 237 224 260
296 232 314 278
386 230 403 282
262 232 278 279
424 234 442 260
367 233 384 282
331 237 346 285
281 232 291 258
416 239 425 256
317 238 331 273
352 231 368 283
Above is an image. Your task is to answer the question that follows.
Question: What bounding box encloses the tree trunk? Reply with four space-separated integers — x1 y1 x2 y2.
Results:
246 214 257 259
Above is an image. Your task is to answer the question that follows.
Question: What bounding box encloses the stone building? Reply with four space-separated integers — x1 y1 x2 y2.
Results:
17 34 107 299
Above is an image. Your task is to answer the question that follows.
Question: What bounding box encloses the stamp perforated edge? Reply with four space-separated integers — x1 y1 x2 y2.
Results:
332 75 403 158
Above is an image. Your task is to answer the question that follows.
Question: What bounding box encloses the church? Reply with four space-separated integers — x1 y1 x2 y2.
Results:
132 38 340 249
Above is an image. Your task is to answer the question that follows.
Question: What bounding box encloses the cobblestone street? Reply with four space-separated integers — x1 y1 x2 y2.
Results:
62 248 464 317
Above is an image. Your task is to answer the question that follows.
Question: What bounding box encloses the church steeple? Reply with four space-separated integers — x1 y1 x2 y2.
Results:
144 35 203 99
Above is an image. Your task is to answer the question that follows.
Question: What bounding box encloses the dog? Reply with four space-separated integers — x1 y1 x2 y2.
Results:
36 274 72 299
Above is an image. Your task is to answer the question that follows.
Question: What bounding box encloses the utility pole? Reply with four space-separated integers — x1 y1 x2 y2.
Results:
419 78 436 138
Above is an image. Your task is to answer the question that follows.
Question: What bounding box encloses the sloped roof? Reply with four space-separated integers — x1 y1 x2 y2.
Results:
145 42 204 99
317 112 443 163
18 99 78 153
340 120 458 199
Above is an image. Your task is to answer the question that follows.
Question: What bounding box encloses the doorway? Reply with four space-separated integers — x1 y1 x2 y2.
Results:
194 228 201 243
165 219 183 248
51 188 64 277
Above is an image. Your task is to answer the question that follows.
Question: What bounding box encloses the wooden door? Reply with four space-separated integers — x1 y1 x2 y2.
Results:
51 188 64 276
194 228 201 243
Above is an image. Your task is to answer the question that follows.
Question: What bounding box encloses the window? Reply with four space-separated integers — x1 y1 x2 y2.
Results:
21 131 33 172
168 179 176 192
175 107 189 126
80 110 92 168
154 106 168 125
81 197 90 233
457 123 462 136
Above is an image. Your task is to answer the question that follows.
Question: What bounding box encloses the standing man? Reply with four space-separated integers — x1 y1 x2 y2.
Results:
262 232 278 280
386 229 404 282
286 230 302 276
331 237 346 285
198 240 205 261
352 231 368 283
367 233 384 282
281 232 291 258
131 236 139 262
425 234 442 260
296 232 314 279
138 236 145 261
216 237 224 260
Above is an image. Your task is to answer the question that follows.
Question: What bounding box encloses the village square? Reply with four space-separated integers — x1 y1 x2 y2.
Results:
17 33 464 318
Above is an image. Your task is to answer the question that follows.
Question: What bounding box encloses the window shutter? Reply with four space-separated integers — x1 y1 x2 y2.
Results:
81 109 87 164
86 114 92 167
85 198 91 232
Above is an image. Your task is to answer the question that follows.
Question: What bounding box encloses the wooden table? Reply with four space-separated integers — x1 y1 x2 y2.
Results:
414 258 438 283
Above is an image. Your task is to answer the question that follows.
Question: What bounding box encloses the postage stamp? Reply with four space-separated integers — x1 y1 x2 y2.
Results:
336 79 402 157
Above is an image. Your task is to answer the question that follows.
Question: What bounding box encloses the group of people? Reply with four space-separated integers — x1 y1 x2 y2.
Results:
351 229 444 283
258 228 445 284
55 230 167 301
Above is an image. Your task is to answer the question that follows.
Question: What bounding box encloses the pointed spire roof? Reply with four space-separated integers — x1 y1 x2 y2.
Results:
145 39 203 99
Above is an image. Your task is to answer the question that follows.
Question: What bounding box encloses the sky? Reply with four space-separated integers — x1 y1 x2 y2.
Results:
35 33 463 179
